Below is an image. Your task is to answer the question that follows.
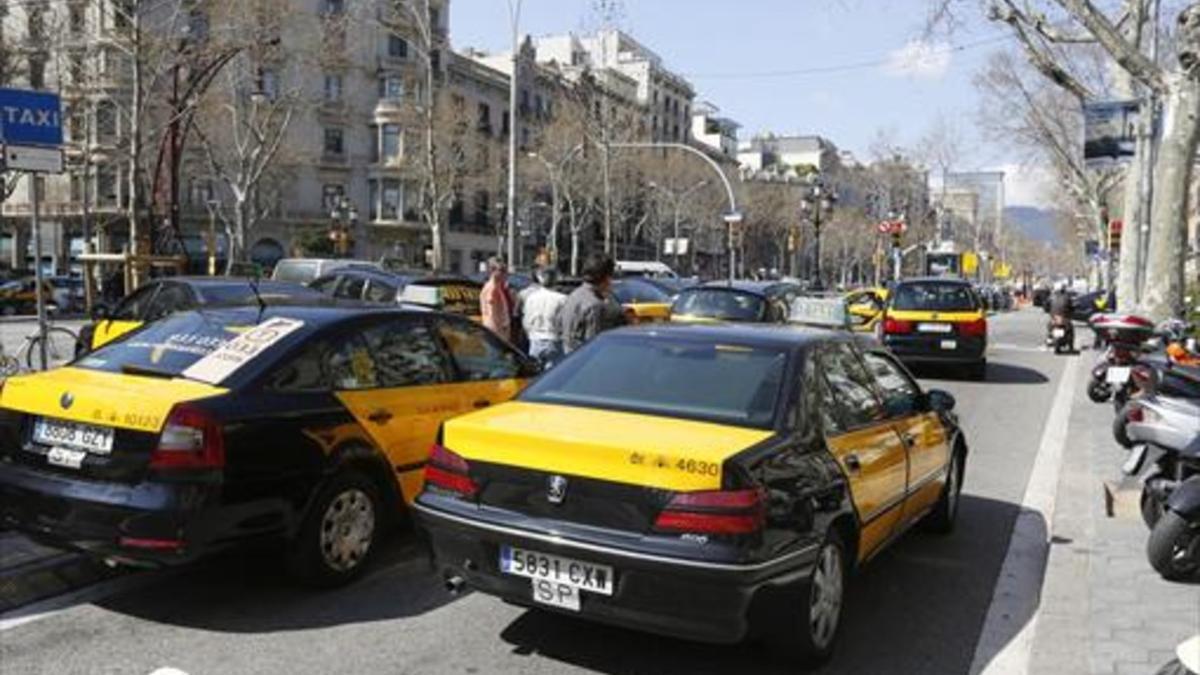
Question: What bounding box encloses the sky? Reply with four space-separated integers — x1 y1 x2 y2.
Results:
449 0 1052 207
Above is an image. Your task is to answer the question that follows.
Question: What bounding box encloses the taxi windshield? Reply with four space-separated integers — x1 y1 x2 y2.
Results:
75 312 282 379
891 283 979 312
671 289 767 322
521 336 786 428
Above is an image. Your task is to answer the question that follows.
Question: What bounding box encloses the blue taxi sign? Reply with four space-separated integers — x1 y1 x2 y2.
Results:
789 296 851 329
0 88 63 147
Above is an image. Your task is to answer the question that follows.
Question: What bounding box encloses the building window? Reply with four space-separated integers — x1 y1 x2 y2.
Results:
69 3 85 33
501 111 510 136
381 124 401 161
322 184 345 211
368 180 379 220
368 125 379 163
430 49 440 71
69 51 86 85
323 128 344 156
96 164 117 205
96 100 117 139
28 57 45 90
381 180 401 220
379 75 404 99
387 35 408 58
477 103 491 133
323 73 343 102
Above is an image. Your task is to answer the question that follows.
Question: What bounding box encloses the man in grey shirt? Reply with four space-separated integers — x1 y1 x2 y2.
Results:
560 253 627 353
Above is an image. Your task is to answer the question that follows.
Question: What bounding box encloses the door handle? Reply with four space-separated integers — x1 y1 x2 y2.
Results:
367 409 394 424
472 399 492 409
844 454 862 473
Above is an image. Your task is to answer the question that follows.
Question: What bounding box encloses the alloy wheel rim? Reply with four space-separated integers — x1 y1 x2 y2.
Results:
809 543 844 650
1170 525 1200 575
318 488 375 572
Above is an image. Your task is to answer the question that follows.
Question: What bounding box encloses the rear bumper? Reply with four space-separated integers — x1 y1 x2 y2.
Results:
884 334 986 364
0 461 280 566
414 499 817 644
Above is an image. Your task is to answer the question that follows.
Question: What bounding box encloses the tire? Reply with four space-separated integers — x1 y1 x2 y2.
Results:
1112 410 1134 449
1141 485 1164 529
286 469 383 588
774 530 848 667
924 449 963 534
1152 659 1192 675
1087 379 1112 403
1146 510 1200 581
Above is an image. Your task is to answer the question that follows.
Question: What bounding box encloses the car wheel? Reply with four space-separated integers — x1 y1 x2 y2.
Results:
774 530 847 667
287 469 382 588
924 450 963 534
1146 510 1200 581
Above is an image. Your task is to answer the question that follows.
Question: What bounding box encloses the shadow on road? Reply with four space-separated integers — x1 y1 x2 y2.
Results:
94 534 459 632
915 361 1050 385
496 495 1046 674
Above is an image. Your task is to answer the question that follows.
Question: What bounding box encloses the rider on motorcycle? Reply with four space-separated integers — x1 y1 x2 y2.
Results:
1047 282 1075 350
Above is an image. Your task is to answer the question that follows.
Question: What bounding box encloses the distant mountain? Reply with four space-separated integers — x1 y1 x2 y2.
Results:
1005 206 1060 243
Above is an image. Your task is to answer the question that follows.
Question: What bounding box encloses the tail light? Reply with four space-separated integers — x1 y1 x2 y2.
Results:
424 443 478 498
119 537 184 551
883 317 913 335
959 318 988 337
149 404 225 470
653 487 766 535
1125 404 1144 423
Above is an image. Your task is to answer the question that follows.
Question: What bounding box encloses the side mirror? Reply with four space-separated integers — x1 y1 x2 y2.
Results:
519 358 544 378
89 303 110 322
926 389 956 413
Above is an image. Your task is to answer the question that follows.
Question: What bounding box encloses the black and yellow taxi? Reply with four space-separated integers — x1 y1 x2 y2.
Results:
81 277 323 353
415 323 966 664
878 277 989 380
0 303 534 586
670 281 802 324
844 286 888 333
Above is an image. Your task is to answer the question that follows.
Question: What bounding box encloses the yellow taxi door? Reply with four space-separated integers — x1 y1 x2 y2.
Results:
433 316 528 409
816 344 910 562
861 351 952 521
333 317 471 504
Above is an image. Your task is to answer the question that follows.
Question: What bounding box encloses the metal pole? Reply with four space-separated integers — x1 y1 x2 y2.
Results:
813 210 822 288
31 175 48 370
727 219 735 282
505 0 521 267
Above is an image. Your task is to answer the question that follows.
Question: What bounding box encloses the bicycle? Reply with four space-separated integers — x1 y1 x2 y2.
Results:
1 324 81 374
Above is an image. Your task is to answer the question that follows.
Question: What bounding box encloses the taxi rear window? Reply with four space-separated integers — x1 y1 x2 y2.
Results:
522 336 786 428
671 289 766 322
75 312 298 379
891 283 979 312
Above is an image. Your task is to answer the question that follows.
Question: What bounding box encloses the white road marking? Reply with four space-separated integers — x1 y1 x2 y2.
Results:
969 353 1080 675
990 343 1051 354
149 669 190 675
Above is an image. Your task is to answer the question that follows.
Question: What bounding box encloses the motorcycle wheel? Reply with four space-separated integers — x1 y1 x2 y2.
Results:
1087 379 1112 403
1146 510 1200 581
1113 386 1130 412
1112 411 1134 449
1141 484 1164 529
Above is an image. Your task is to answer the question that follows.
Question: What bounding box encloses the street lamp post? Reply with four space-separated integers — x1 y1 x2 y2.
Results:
800 173 837 291
505 0 523 268
329 196 359 259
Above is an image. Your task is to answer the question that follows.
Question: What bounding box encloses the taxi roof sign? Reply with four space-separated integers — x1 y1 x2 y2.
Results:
789 296 851 329
399 284 442 307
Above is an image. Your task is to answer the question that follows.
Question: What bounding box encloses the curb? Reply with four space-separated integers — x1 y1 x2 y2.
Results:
0 541 119 614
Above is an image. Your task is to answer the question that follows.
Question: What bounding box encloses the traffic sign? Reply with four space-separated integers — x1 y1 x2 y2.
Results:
0 88 63 147
2 145 63 173
877 220 907 235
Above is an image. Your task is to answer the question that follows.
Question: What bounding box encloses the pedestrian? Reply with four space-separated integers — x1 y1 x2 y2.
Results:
521 268 567 368
480 256 514 343
560 252 627 353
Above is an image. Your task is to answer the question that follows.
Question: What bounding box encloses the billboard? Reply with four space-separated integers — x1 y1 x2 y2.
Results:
1083 100 1138 166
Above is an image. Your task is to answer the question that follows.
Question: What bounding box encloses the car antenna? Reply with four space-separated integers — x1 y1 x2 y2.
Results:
248 268 267 322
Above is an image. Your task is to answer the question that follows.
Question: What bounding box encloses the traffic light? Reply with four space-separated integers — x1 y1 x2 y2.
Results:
1108 219 1123 256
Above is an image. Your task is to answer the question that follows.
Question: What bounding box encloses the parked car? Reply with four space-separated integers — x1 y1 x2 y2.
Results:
0 304 536 585
309 267 485 319
416 323 966 665
271 258 380 285
670 281 802 324
0 278 58 316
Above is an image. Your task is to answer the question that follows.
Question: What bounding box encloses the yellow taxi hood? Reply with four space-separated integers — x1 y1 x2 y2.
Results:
887 309 983 322
0 367 228 433
443 401 774 491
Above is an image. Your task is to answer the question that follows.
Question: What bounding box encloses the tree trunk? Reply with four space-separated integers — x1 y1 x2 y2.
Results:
1140 75 1200 320
570 227 580 276
1114 0 1145 312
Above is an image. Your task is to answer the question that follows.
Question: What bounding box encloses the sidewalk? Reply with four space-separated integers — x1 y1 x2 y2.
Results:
1030 356 1200 675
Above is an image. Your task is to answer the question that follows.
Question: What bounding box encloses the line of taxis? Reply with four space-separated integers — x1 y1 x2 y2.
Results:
0 273 985 664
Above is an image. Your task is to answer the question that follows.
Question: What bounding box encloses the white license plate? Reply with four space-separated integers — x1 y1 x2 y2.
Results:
1052 328 1066 338
1107 367 1131 384
919 323 953 334
33 418 114 454
940 340 958 350
47 447 87 469
500 545 614 610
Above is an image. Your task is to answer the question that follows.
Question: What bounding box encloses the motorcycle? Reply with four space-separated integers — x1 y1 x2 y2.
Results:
1046 315 1074 354
1121 372 1200 580
1086 313 1157 404
1113 355 1200 448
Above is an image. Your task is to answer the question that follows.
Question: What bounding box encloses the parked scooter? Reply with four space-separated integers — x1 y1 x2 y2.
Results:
1113 354 1200 448
1121 372 1200 580
1087 313 1157 404
1154 635 1199 675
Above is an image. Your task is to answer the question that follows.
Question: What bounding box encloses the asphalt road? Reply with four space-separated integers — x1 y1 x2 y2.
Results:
0 309 1070 675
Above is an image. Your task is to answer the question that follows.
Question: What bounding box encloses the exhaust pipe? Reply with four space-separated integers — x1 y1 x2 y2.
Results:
444 574 466 595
